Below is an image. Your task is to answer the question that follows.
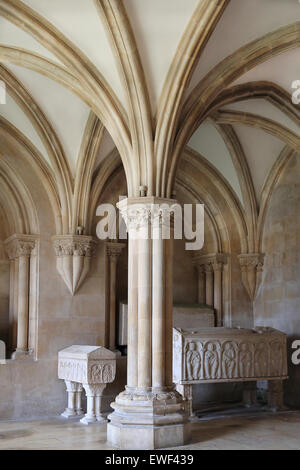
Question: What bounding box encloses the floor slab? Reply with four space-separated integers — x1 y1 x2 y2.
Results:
0 410 300 450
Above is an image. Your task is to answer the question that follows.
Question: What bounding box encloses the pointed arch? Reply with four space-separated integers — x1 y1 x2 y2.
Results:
0 64 73 232
0 0 134 192
167 22 300 197
95 0 153 195
0 117 62 233
72 113 104 234
155 0 230 197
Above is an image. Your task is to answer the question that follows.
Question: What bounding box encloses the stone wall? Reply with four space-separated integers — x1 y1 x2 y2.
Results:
0 154 108 419
0 241 9 347
255 154 300 407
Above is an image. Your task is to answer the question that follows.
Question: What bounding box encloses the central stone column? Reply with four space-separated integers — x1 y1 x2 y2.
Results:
107 197 189 450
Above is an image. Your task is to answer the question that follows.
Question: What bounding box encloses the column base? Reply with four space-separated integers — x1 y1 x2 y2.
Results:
107 388 190 450
11 349 30 360
80 415 107 425
61 409 80 419
107 421 190 450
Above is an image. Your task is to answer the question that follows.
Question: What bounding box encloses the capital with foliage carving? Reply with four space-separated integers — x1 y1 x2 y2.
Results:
238 253 265 301
4 234 37 260
52 234 97 295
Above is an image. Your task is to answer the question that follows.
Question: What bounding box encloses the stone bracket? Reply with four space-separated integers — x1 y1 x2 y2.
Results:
52 235 97 295
238 253 265 301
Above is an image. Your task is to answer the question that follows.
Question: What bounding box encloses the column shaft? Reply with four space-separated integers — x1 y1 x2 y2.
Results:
138 224 152 389
165 234 174 387
68 389 76 411
197 267 205 304
109 257 117 350
12 258 19 350
104 252 110 348
152 220 165 389
205 266 214 307
213 265 223 327
127 232 139 388
17 255 30 351
8 260 15 352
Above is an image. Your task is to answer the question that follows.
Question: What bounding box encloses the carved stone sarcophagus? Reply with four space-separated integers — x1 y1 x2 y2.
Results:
58 345 116 384
58 345 116 424
173 327 288 384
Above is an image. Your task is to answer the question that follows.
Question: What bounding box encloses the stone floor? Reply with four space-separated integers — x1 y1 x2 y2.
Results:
0 410 300 450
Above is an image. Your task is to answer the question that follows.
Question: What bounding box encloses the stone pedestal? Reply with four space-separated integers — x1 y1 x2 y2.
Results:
58 345 116 425
81 384 107 424
107 198 189 450
61 381 84 418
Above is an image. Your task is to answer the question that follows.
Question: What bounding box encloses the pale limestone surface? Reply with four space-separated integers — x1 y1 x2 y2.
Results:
255 154 300 408
117 302 215 344
1 411 300 450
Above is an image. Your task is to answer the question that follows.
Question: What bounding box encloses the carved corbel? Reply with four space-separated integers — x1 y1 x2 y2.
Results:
52 235 97 295
238 253 265 301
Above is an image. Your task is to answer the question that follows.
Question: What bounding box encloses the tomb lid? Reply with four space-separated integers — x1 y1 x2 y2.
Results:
173 327 286 337
58 345 116 360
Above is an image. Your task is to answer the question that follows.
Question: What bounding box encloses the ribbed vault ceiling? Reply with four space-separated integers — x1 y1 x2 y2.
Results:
0 0 299 236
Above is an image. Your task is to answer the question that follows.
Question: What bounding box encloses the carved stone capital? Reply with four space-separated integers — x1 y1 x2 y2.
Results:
238 253 265 300
192 253 227 273
52 235 97 295
117 197 178 232
195 264 205 275
53 235 96 258
204 263 214 274
238 253 265 270
83 383 106 397
106 242 126 260
65 380 81 393
4 234 37 260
